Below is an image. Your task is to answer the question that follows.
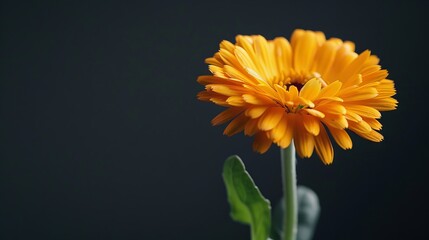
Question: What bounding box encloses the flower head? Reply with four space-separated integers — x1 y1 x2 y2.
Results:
197 29 397 164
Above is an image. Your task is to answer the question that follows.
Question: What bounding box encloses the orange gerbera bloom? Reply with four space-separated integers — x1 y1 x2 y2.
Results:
197 29 397 164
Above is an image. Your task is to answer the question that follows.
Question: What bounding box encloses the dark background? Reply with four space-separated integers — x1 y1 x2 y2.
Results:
1 0 428 239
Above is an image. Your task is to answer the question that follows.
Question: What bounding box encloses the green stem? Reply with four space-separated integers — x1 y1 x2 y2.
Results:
281 143 297 240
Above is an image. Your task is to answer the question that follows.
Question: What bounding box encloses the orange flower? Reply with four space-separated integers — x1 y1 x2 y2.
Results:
197 29 397 164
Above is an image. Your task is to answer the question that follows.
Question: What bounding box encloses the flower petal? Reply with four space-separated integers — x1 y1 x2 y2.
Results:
302 109 325 118
317 80 342 99
226 96 246 106
339 50 371 80
278 114 295 148
348 120 372 133
253 132 272 153
244 118 259 136
270 113 288 142
322 114 348 129
245 106 268 119
258 107 285 131
315 123 334 164
362 69 388 84
354 130 384 142
273 37 292 76
302 114 320 136
364 117 382 130
208 84 241 96
345 105 381 119
294 119 315 158
328 127 353 150
293 31 318 72
223 113 248 136
340 87 378 101
315 103 347 115
211 108 244 126
254 35 273 80
312 41 340 77
242 94 275 105
299 78 321 102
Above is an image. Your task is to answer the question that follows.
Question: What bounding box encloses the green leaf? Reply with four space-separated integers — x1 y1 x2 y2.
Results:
222 155 271 240
272 186 320 240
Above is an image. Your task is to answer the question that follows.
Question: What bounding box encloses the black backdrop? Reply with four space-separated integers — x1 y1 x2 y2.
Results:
1 1 428 239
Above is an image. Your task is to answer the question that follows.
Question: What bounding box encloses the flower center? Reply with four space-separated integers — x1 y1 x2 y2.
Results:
286 82 305 91
273 70 326 90
273 71 327 113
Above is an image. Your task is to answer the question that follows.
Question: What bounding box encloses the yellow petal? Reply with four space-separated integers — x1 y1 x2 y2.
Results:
208 84 241 96
354 130 384 142
258 107 285 131
362 69 388 84
364 117 382 130
316 97 344 103
290 29 305 48
343 41 356 52
245 106 268 119
209 97 229 106
293 31 318 72
339 50 371 80
219 48 240 68
223 65 255 84
234 46 258 70
322 114 348 129
205 57 223 67
274 84 291 105
278 114 295 148
273 37 292 76
235 35 265 77
219 40 235 52
299 78 321 102
314 31 326 46
209 65 224 76
288 85 299 101
223 113 247 136
197 75 241 85
244 118 259 136
245 68 266 83
317 80 342 99
345 105 381 118
312 41 339 77
328 127 353 150
255 83 284 101
315 103 346 115
345 111 363 122
234 46 262 84
302 114 320 136
270 114 288 141
362 97 398 111
294 122 315 158
364 55 380 66
340 87 378 101
226 96 246 106
324 44 357 82
196 91 211 101
253 132 272 153
349 120 372 133
315 123 334 164
242 94 275 105
376 79 396 97
253 35 272 80
302 108 325 118
342 74 363 88
211 108 243 126
297 97 315 108
361 65 381 75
